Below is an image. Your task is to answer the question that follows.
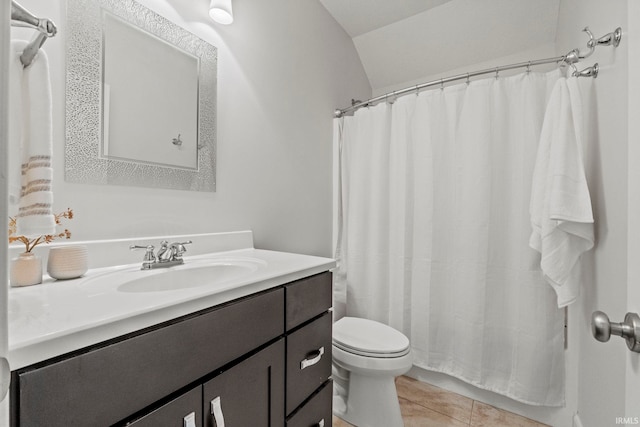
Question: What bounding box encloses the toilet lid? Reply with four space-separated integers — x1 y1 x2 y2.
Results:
333 317 410 358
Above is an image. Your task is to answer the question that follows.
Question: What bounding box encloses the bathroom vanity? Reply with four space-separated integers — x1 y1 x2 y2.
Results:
7 232 335 426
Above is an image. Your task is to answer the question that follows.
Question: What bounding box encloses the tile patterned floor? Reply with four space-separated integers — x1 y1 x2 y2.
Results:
332 376 550 427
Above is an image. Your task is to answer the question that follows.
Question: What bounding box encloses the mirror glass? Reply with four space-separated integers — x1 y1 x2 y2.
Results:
66 0 217 191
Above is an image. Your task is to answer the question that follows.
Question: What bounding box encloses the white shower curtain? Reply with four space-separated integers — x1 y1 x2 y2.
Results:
334 70 569 406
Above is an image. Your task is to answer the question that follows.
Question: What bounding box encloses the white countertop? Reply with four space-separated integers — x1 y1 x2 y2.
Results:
8 232 335 370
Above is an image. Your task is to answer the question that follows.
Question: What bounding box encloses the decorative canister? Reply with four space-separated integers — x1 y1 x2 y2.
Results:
47 245 89 280
10 252 43 287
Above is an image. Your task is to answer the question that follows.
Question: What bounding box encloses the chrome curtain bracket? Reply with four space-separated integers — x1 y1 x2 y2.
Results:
567 26 623 64
589 27 622 49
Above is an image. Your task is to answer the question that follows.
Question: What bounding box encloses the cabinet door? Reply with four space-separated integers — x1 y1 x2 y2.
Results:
127 386 202 427
286 313 332 414
286 380 332 427
285 272 332 331
203 339 284 427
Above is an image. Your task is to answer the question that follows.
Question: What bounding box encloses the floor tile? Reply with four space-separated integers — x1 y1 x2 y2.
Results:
396 376 474 424
470 401 550 427
332 415 355 426
332 376 550 427
400 397 470 427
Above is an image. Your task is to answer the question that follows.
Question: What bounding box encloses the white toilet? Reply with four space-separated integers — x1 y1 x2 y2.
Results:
332 317 413 427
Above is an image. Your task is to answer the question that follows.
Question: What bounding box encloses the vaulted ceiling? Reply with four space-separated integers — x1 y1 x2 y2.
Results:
318 0 561 91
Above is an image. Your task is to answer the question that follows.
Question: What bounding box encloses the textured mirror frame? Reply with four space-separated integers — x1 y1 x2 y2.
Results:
65 0 217 192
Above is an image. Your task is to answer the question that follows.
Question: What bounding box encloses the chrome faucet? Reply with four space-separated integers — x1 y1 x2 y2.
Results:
130 240 192 270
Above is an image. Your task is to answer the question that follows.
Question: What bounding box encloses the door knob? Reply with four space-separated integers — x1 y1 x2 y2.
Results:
591 311 640 353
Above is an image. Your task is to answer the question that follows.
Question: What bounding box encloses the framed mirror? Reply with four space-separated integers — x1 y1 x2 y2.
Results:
65 0 217 192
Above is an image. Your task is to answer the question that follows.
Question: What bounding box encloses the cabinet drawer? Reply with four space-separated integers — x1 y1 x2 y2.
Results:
286 312 332 414
14 288 284 427
203 339 284 427
285 272 332 330
127 386 203 427
286 380 332 427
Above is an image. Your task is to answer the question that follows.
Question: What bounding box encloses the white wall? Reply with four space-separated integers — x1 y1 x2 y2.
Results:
354 0 560 90
556 1 629 426
9 0 371 259
373 43 557 96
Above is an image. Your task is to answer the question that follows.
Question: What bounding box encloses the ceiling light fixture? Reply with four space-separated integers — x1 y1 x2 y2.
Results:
209 0 233 25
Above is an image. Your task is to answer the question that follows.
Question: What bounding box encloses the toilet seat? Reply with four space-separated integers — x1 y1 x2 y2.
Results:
333 317 410 358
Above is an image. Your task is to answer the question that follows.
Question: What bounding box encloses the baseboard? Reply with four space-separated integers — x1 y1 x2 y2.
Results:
573 413 584 427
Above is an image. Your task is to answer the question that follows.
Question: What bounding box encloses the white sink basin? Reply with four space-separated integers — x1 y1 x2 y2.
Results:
82 257 267 293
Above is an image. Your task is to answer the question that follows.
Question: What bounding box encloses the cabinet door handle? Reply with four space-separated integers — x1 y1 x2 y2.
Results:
315 419 325 427
183 412 196 427
300 346 325 370
211 396 226 427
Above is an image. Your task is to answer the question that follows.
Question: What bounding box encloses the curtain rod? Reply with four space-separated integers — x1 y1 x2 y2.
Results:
334 26 622 118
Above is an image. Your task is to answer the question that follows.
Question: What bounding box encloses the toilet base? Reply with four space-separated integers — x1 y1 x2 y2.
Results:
333 371 404 427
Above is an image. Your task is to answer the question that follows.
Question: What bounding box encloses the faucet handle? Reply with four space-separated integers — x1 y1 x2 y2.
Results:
130 245 156 262
171 240 192 259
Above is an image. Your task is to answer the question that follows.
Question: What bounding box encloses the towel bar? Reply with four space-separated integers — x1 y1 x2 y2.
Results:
10 0 57 67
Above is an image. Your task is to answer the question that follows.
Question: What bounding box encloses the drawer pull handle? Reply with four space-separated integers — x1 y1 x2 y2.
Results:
316 419 325 427
183 412 196 427
211 396 226 427
300 346 325 370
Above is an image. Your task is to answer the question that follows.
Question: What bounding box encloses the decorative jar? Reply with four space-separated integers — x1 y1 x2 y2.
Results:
47 245 88 280
10 252 43 287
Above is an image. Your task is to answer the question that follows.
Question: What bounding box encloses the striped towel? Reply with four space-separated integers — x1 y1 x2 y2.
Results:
9 40 55 237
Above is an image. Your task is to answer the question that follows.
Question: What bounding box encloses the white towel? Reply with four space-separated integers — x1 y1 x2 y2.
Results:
9 40 56 238
529 77 594 307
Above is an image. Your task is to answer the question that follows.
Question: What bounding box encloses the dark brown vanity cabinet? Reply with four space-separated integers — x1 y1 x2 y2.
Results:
10 271 332 427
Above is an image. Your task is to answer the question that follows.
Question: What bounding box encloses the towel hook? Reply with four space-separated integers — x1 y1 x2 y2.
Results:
573 63 599 79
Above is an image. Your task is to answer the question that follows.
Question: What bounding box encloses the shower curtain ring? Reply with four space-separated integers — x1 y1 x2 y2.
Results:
466 73 470 85
570 63 578 76
526 61 531 73
440 79 444 91
415 84 420 96
495 67 499 80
